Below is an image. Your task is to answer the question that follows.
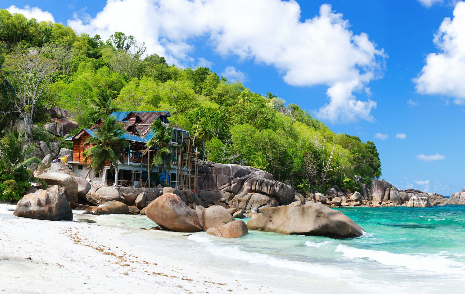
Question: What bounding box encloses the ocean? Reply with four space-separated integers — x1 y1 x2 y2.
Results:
82 206 465 293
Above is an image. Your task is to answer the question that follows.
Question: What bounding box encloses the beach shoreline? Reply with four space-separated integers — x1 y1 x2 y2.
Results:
0 204 292 294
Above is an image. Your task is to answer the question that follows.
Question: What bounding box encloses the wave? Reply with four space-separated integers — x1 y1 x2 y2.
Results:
188 234 352 278
336 244 465 276
304 240 333 248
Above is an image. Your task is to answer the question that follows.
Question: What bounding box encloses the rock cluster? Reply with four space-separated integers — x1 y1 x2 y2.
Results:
145 194 248 238
305 179 448 208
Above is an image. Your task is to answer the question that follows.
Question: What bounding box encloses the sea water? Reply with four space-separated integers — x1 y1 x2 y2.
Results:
83 206 465 293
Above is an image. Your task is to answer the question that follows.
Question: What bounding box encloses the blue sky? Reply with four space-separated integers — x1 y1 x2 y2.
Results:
4 0 465 194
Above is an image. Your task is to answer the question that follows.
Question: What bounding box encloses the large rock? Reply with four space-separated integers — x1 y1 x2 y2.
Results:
135 192 147 209
407 196 431 208
14 186 73 221
96 187 121 203
350 192 362 202
145 194 203 232
449 192 465 205
74 177 91 199
206 220 248 238
247 202 364 239
196 205 234 231
197 162 295 205
42 154 53 166
370 179 392 203
389 188 402 205
231 193 278 211
37 172 78 208
96 201 129 214
122 193 137 206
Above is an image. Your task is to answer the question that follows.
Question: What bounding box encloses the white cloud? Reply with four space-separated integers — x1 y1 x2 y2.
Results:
407 99 418 106
415 180 430 185
6 5 55 22
396 133 407 139
68 0 386 123
374 132 388 140
221 66 247 83
415 153 446 162
196 58 214 69
418 0 444 8
414 2 465 103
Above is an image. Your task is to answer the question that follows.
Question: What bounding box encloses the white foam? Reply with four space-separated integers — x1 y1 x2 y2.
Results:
304 241 332 248
188 234 352 278
336 244 465 276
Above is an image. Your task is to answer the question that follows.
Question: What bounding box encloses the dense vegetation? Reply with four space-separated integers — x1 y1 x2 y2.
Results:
0 9 381 198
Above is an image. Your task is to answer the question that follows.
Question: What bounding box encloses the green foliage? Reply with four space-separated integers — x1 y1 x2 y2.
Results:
0 9 383 194
0 129 42 201
82 115 128 174
146 120 174 185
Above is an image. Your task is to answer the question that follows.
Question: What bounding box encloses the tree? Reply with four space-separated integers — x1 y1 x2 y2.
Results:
0 129 42 201
82 115 128 176
3 48 58 142
145 119 173 186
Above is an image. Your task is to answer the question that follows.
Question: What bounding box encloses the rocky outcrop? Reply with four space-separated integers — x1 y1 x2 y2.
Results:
230 193 278 211
96 201 129 214
145 194 203 232
44 107 78 137
247 202 364 239
449 191 465 205
197 162 296 210
196 205 234 231
370 179 392 203
407 196 431 208
14 186 73 221
206 220 248 238
37 172 78 208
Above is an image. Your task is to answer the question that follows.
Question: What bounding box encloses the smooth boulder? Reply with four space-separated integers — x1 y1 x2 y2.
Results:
14 186 73 221
96 201 129 214
96 187 121 203
407 196 431 208
145 194 202 232
247 202 364 239
196 205 234 231
206 220 248 238
37 172 78 208
74 177 91 199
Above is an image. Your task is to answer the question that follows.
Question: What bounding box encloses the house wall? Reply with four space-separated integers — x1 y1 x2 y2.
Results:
71 165 108 185
73 133 90 163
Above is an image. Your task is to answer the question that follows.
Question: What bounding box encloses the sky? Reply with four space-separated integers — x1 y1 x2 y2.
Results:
3 0 465 195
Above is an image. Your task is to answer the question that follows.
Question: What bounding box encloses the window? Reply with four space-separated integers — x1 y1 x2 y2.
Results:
78 165 83 169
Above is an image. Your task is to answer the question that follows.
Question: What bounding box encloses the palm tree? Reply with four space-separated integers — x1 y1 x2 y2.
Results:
145 119 173 186
82 115 128 178
0 129 43 201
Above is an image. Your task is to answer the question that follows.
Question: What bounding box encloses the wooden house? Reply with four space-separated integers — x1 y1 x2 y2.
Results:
67 111 196 189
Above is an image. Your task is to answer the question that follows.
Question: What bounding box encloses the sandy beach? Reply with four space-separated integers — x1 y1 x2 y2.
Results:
0 204 290 294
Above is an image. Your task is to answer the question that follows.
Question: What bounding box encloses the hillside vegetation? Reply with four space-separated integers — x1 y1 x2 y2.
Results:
0 9 381 194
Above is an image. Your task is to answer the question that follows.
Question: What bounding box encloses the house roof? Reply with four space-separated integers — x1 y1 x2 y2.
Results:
67 111 188 143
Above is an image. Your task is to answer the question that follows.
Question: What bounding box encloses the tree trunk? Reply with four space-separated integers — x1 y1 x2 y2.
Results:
23 113 33 143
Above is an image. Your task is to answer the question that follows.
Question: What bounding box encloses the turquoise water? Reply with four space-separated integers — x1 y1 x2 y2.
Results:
80 206 465 293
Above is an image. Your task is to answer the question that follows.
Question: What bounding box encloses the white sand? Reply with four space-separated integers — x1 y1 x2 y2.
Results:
0 204 293 294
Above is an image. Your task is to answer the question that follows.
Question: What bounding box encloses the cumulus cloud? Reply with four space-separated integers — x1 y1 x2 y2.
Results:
6 5 55 22
396 133 407 139
221 66 247 83
415 153 446 162
374 132 388 140
414 2 465 103
68 0 386 123
407 99 419 106
418 0 444 8
196 58 214 69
